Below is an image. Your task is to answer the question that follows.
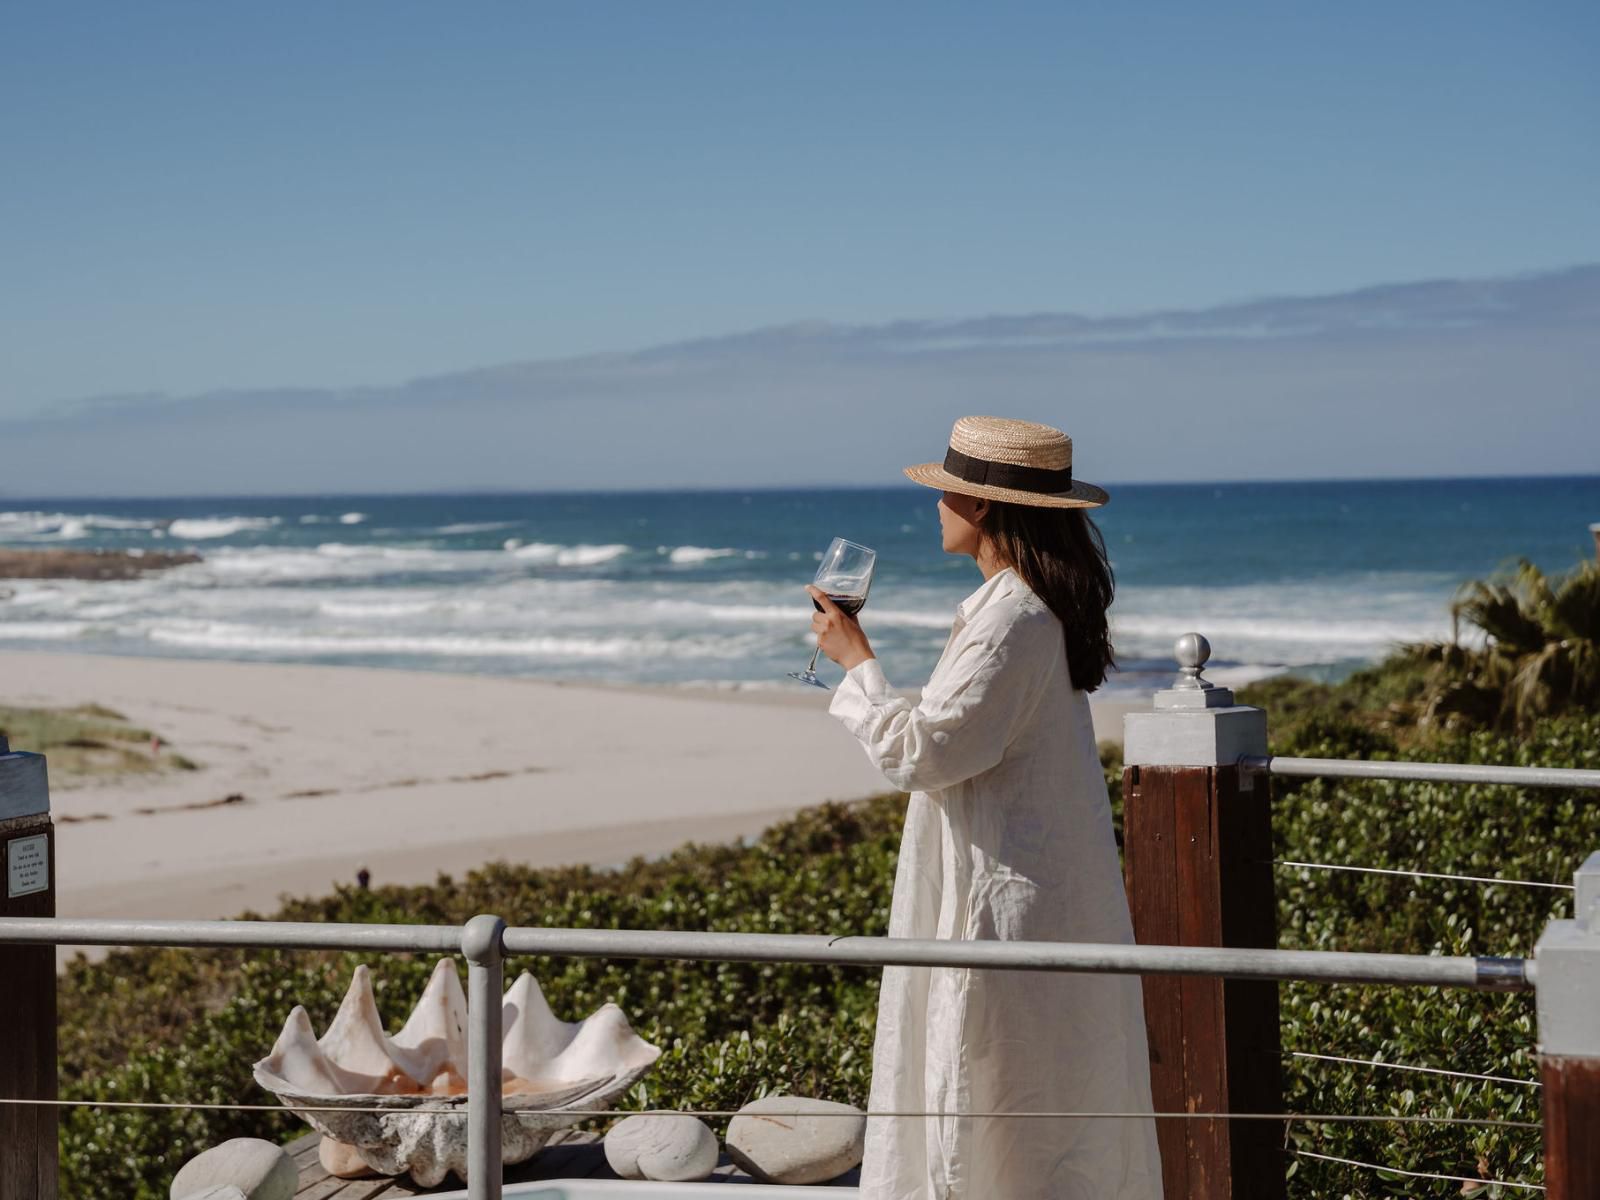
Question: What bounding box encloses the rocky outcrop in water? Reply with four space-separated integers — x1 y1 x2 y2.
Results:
0 548 201 581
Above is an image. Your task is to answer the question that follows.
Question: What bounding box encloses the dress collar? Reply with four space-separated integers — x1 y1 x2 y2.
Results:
955 566 1027 623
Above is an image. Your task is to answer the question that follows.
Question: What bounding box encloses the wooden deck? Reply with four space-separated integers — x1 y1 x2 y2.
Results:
289 1129 861 1195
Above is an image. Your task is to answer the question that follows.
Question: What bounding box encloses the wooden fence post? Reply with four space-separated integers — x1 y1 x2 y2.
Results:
1121 634 1282 1200
0 733 56 1200
1536 850 1600 1200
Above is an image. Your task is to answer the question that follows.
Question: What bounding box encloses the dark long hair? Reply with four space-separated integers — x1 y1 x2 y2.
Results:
981 501 1117 691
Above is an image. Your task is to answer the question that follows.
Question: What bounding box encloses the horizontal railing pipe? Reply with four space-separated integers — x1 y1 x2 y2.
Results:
0 916 464 954
1239 755 1600 790
0 916 1533 991
499 927 1532 991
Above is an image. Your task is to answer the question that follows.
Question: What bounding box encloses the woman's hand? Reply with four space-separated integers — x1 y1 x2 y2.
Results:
807 585 875 671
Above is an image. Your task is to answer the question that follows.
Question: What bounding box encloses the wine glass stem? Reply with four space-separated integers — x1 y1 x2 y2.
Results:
805 643 823 675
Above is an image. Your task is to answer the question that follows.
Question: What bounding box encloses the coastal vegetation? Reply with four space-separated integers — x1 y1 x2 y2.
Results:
50 555 1600 1198
1403 558 1600 733
0 703 197 783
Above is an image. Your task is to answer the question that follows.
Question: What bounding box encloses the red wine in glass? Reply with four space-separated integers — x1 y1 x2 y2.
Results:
789 538 876 689
815 593 867 617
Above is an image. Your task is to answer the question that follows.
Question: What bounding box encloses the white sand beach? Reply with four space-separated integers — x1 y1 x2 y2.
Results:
4 650 1141 924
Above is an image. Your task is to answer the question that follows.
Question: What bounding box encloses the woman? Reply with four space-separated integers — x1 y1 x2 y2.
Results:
808 416 1162 1200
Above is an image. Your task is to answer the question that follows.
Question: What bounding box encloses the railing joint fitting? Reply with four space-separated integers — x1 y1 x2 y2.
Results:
461 913 507 965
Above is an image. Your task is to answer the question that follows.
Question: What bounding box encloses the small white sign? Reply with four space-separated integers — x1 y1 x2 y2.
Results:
7 834 49 898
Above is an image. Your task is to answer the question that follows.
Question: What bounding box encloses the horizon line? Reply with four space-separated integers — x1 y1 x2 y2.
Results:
4 469 1599 505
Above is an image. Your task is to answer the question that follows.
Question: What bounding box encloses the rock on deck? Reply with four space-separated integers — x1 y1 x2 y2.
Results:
289 1129 860 1195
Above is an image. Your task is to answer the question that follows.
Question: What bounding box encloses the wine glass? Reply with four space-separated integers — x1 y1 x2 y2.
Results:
787 537 877 689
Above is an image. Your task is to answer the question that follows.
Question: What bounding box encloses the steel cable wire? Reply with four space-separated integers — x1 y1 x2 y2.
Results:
0 1096 1542 1128
1272 859 1574 890
1290 1148 1544 1192
1287 1049 1540 1088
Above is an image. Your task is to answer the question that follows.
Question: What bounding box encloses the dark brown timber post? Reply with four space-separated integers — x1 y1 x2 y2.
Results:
1121 634 1282 1200
1536 851 1600 1200
0 733 56 1200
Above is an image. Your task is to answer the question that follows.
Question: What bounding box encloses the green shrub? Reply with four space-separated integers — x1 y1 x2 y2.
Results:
1271 713 1597 1196
57 798 905 1198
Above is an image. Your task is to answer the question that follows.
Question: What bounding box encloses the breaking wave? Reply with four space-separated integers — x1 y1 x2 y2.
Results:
508 542 631 566
168 516 282 540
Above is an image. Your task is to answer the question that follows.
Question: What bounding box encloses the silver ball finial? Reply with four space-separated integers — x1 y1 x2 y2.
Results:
1172 632 1214 691
1175 633 1211 671
1151 631 1234 708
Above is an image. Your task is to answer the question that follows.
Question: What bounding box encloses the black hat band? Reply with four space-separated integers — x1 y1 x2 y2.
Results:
944 446 1072 494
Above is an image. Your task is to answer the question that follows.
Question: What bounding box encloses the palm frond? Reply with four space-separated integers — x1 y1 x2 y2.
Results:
1451 568 1548 654
1548 559 1600 644
1400 556 1598 733
1507 641 1572 729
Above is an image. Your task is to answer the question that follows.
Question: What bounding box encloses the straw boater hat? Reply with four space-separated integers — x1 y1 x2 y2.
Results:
904 415 1109 509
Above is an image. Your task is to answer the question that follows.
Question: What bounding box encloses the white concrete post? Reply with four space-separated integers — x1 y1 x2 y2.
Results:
1123 633 1268 770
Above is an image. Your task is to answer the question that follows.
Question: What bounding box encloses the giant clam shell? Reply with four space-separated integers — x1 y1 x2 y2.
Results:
252 960 660 1186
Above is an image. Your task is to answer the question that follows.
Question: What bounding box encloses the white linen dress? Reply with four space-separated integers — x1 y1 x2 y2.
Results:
827 567 1163 1200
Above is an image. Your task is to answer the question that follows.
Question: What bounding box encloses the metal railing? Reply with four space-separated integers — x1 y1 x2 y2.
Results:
1238 754 1600 790
0 915 1536 987
0 914 1545 1200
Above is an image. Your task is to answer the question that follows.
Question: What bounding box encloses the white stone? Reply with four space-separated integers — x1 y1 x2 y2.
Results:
175 1189 246 1200
724 1095 866 1185
169 1138 296 1200
604 1114 718 1182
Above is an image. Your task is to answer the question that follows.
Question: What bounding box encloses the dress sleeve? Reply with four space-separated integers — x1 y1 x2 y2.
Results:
826 615 1054 793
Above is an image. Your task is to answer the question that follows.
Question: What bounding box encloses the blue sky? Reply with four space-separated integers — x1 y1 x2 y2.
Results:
2 1 1596 423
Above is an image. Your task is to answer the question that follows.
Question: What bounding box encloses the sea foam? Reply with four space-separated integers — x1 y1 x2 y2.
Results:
168 516 281 540
144 620 763 661
665 546 740 565
510 542 631 567
0 620 90 640
0 511 162 539
438 521 519 534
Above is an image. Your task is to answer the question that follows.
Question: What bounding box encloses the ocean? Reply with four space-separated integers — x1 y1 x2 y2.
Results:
3 476 1597 699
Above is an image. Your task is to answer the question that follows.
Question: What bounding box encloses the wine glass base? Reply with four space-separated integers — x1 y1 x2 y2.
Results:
786 670 830 690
